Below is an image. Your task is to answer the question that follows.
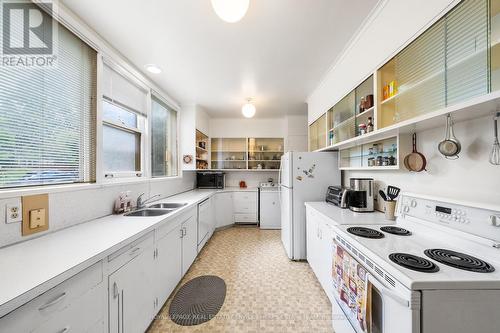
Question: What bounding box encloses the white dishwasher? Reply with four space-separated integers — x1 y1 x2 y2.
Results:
259 183 281 229
197 198 211 250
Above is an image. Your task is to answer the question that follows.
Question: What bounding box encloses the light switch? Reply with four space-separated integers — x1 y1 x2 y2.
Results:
29 209 46 229
22 194 49 236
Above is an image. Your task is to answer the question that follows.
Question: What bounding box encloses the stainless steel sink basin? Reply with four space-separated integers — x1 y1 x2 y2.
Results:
124 209 173 217
148 202 188 209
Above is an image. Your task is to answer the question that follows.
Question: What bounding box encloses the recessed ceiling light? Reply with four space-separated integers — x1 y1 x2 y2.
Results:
145 64 162 74
211 0 249 23
242 99 256 118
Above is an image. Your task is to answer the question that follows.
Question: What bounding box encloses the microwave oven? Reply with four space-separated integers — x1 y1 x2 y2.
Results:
196 172 225 189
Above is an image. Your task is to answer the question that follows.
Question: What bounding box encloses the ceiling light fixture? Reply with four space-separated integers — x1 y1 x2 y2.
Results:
144 64 162 74
211 0 249 23
242 99 256 118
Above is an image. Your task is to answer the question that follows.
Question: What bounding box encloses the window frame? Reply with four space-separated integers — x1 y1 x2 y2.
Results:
0 5 183 196
150 92 181 179
99 59 150 183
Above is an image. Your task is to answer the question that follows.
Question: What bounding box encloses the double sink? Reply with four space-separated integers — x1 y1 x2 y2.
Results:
124 202 188 217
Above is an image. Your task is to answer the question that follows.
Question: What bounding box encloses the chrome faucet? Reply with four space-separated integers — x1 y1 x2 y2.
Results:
136 193 161 209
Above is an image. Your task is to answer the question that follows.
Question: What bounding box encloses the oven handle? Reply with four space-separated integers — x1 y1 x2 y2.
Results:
367 273 409 308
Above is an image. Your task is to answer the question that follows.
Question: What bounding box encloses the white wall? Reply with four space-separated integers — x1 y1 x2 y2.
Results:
196 106 210 135
307 0 458 123
344 115 500 207
180 105 197 170
209 118 286 138
284 115 308 152
224 172 279 188
0 172 196 247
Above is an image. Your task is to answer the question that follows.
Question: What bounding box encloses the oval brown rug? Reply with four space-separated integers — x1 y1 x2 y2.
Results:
169 275 226 326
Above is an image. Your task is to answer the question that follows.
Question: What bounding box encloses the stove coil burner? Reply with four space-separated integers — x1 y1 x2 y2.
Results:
347 227 384 239
380 226 412 236
424 249 495 273
389 253 439 273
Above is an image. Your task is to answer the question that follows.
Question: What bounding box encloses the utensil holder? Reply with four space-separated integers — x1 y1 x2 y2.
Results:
384 201 397 221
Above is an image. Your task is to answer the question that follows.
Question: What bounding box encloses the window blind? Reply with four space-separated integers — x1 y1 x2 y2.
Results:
102 63 147 115
0 15 97 188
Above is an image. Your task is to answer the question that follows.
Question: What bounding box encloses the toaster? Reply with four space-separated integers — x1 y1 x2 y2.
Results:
325 186 350 209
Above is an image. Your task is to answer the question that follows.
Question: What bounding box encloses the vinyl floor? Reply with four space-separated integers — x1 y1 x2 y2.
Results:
147 226 333 333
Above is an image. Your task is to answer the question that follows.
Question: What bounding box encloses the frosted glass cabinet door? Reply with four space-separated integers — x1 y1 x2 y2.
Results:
491 0 500 91
445 0 489 105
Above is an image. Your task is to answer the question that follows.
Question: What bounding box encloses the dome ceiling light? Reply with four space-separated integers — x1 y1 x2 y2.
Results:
242 99 256 118
144 64 162 74
211 0 249 23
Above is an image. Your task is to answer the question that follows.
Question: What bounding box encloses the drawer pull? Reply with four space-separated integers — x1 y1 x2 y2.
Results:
38 292 67 311
59 327 71 333
129 247 141 256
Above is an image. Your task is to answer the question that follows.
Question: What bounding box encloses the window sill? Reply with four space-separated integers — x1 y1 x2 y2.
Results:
0 174 187 199
0 183 102 199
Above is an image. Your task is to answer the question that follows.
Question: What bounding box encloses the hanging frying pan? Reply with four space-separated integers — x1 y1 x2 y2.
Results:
438 114 461 159
404 133 427 172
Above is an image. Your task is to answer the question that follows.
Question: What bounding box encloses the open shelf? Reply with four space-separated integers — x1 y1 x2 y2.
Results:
196 129 209 170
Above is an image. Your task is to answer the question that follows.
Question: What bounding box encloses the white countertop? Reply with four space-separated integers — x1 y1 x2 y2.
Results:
0 187 256 317
304 201 392 226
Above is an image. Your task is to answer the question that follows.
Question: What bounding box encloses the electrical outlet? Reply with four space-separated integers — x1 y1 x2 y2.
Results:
5 202 22 224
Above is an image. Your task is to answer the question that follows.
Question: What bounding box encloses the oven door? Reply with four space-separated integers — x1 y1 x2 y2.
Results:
332 241 418 333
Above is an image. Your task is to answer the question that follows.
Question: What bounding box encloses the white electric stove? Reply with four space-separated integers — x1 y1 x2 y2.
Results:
330 193 500 333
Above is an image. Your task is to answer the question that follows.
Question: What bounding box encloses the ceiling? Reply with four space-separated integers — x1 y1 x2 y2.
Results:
61 0 379 118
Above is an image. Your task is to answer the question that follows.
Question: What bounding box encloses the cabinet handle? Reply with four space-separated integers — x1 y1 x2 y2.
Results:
180 228 184 238
59 327 70 333
113 282 119 299
129 247 141 256
38 292 67 311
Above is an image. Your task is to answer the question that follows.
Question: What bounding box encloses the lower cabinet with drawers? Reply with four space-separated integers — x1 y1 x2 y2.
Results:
232 191 258 224
0 261 105 333
0 203 208 333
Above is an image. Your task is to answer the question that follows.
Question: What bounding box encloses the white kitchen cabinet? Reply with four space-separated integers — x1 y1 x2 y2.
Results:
109 233 156 333
259 190 281 229
214 192 234 228
233 191 258 223
0 261 105 333
156 224 182 308
305 206 333 302
180 210 198 275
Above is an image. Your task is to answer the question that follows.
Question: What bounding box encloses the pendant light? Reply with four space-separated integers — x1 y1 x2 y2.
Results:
211 0 249 23
242 100 256 118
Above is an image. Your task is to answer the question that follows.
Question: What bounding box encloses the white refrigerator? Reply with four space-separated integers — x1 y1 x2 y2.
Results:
279 151 340 260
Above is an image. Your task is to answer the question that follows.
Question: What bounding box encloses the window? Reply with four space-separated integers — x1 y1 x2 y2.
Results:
102 101 145 177
0 12 97 188
102 63 148 179
151 96 178 177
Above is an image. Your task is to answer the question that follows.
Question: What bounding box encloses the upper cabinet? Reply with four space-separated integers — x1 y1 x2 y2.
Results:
327 90 355 146
309 0 499 157
211 137 284 170
378 0 489 129
211 138 247 170
308 113 327 151
248 138 284 170
492 0 500 91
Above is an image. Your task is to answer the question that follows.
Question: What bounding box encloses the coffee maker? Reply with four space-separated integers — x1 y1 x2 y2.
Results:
348 178 374 212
